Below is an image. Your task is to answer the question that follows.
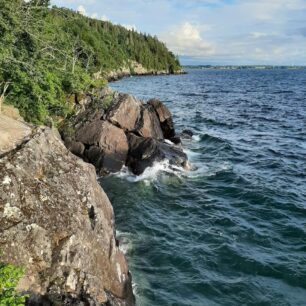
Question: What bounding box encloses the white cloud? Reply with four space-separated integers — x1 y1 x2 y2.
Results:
160 22 215 57
77 5 87 16
100 14 109 21
51 0 306 64
121 24 137 31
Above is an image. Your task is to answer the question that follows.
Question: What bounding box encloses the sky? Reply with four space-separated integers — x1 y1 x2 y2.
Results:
51 0 306 65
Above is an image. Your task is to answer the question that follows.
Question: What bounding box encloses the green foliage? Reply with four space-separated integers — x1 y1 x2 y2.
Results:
0 0 181 124
0 263 27 305
29 0 50 6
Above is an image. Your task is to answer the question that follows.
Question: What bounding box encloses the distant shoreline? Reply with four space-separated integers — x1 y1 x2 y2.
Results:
183 65 306 70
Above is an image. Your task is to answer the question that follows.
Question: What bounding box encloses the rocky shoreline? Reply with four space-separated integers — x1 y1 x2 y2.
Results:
95 61 186 82
0 87 189 305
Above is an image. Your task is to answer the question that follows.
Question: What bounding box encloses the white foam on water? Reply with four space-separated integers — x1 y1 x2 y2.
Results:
115 230 148 302
183 148 201 159
111 135 233 183
164 139 174 145
205 162 233 177
184 164 209 178
192 134 201 142
178 161 233 179
114 160 187 184
114 157 233 184
116 231 140 299
116 230 134 255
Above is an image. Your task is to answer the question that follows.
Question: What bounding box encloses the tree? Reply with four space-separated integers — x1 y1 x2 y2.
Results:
28 0 50 6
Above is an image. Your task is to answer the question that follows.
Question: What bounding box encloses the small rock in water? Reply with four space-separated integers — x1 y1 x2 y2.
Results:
181 129 194 139
170 136 182 145
127 133 188 175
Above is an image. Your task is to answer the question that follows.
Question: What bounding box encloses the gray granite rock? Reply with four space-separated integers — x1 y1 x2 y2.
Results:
0 126 134 305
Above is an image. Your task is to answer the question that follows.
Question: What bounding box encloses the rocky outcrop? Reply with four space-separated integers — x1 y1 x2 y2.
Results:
0 121 134 305
60 89 188 176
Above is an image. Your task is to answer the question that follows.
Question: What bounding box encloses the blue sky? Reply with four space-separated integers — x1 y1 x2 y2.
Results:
51 0 306 65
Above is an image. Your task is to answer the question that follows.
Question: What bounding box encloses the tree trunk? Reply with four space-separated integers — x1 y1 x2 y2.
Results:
0 82 10 114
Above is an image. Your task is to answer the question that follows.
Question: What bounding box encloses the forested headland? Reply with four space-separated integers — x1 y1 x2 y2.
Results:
0 0 181 124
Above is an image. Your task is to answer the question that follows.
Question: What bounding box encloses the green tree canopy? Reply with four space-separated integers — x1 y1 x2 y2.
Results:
0 0 181 124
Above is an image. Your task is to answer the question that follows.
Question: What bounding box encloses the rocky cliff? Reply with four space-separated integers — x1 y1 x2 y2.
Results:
0 116 134 305
0 86 189 305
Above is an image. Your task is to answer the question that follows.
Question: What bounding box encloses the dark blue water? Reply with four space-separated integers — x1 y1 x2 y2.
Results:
102 69 306 306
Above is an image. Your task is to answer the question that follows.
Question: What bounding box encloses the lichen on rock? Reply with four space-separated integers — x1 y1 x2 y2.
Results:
0 124 134 305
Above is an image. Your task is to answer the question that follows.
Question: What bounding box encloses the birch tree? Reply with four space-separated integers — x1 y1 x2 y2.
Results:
0 82 10 114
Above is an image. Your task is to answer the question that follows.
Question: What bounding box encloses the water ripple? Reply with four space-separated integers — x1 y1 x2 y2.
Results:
104 68 306 306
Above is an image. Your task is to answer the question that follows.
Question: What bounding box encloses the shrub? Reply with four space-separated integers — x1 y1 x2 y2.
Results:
0 263 27 306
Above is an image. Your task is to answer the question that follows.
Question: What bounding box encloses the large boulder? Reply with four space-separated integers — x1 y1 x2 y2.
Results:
0 126 134 305
127 133 188 175
107 94 141 131
136 105 164 139
64 140 85 158
148 99 175 139
75 120 129 175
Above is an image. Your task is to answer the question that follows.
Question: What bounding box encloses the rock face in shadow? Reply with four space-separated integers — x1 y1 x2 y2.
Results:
0 126 134 306
148 98 175 139
61 88 188 175
127 134 188 175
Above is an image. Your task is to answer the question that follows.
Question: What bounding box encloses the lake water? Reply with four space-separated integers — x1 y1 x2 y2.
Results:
101 68 306 306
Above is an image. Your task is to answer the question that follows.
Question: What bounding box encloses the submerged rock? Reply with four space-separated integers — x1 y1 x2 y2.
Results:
181 129 194 139
60 88 188 175
0 125 134 305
